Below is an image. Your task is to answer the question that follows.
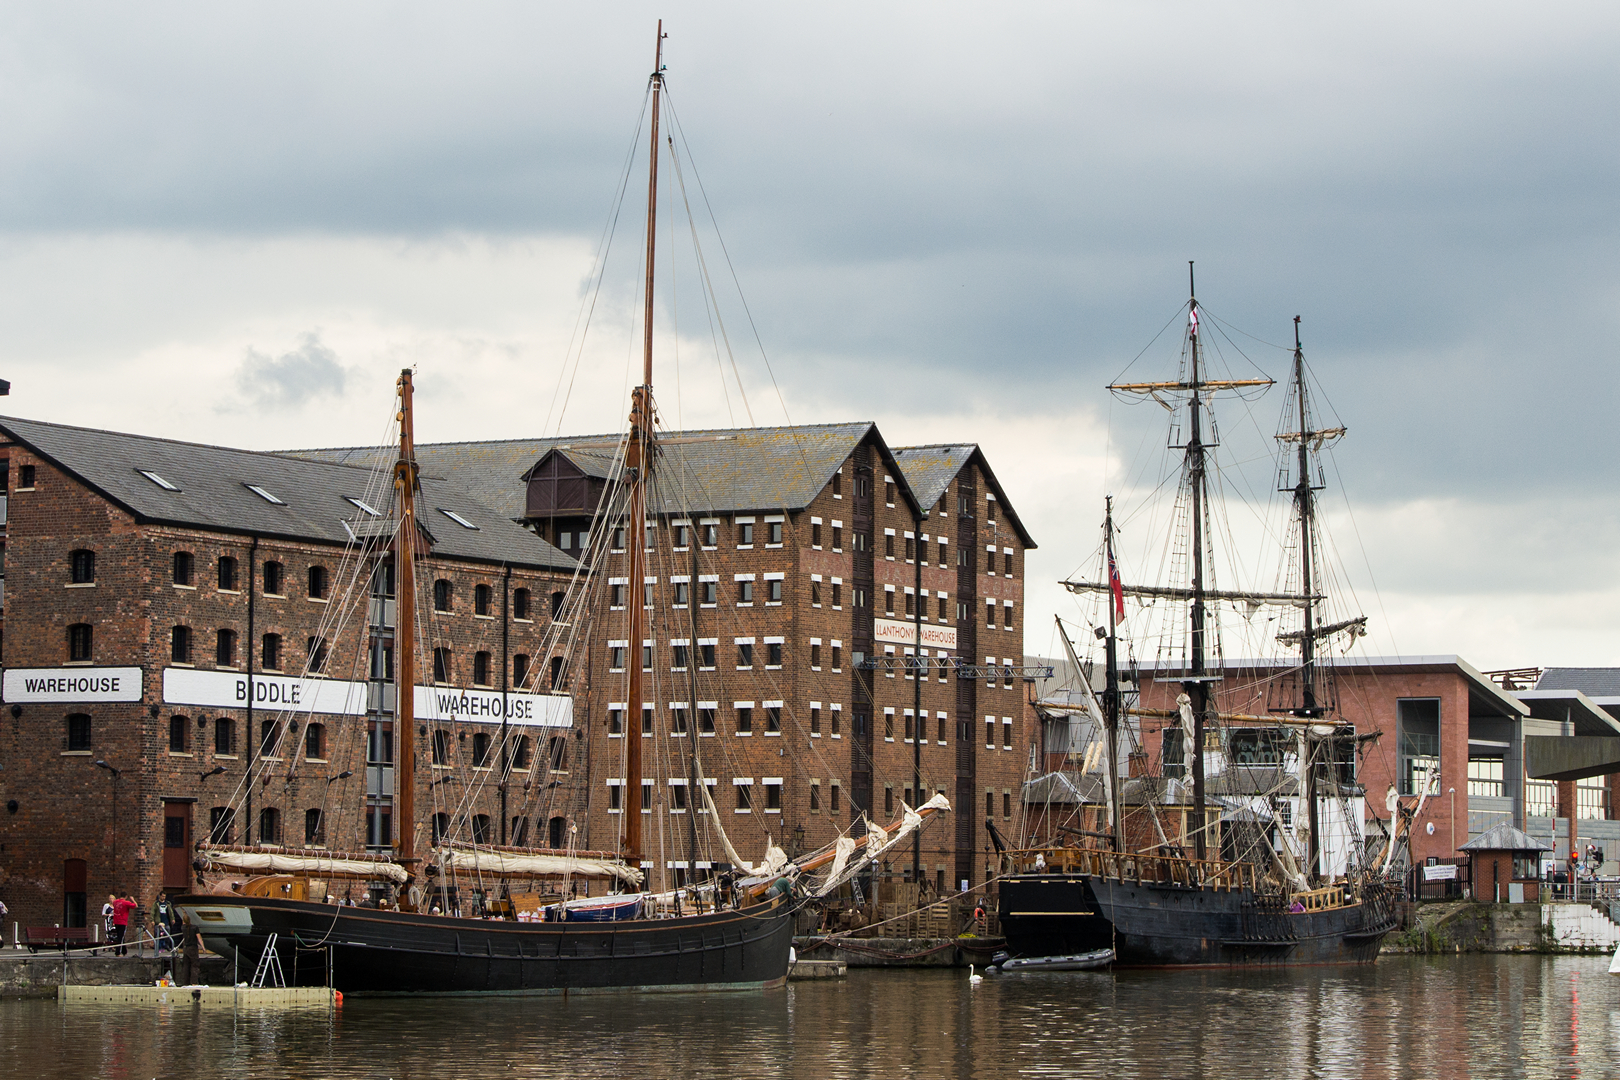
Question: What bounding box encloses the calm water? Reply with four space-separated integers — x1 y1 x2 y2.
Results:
5 955 1620 1079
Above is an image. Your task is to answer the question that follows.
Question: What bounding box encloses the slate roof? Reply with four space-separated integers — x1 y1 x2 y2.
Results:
891 442 1036 549
1460 821 1553 853
0 416 575 571
291 421 932 520
1538 668 1620 699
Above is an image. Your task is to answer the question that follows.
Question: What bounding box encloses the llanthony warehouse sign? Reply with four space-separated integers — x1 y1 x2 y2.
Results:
2 667 144 703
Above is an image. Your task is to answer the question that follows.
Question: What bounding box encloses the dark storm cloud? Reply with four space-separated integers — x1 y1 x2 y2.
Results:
0 3 1614 502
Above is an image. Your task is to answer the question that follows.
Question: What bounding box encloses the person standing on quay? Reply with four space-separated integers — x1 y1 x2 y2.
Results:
101 895 116 950
111 894 137 956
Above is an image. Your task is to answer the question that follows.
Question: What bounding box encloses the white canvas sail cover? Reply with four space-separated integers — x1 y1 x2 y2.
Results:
201 849 410 884
433 847 644 887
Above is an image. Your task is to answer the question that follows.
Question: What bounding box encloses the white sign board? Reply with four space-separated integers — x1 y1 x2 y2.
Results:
414 686 573 728
163 668 369 716
2 667 143 703
873 618 958 650
1422 863 1459 882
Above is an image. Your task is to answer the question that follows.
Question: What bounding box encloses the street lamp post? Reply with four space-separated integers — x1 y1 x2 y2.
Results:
1449 787 1456 852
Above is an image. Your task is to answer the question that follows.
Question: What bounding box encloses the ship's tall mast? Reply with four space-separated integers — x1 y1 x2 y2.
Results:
623 21 666 865
394 369 421 872
1184 263 1211 862
1102 498 1123 852
1291 316 1322 880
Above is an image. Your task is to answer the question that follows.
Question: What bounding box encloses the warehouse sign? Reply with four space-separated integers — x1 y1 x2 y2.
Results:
3 667 144 703
873 618 957 650
163 668 369 716
414 686 573 728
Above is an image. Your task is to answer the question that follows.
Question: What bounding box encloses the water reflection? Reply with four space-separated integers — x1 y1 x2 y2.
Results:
3 956 1617 1079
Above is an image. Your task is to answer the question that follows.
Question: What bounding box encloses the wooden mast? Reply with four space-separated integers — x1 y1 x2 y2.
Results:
623 21 666 866
1290 317 1322 882
394 368 421 878
1102 497 1123 852
1185 263 1211 862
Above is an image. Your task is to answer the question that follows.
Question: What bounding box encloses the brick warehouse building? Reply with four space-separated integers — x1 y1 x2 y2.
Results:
294 422 1037 894
0 416 577 929
0 415 1035 926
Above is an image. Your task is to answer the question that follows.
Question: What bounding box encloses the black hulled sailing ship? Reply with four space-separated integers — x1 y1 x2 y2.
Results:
174 26 951 994
998 276 1400 967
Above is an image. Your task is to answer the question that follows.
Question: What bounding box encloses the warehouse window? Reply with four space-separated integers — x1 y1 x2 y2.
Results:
258 808 280 846
215 718 235 756
307 637 329 674
216 629 238 667
173 551 194 586
261 561 284 596
308 564 329 600
433 647 452 684
475 584 492 616
209 807 234 845
65 713 92 752
67 624 93 663
305 723 326 761
514 653 531 686
168 716 188 754
218 556 238 592
473 651 492 687
513 588 531 620
262 633 282 671
69 549 95 584
434 579 453 612
171 625 193 664
304 808 325 847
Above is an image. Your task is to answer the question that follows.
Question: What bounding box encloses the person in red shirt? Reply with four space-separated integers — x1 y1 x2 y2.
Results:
111 894 137 956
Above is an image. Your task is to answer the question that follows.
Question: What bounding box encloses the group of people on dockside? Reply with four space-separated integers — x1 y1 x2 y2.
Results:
98 892 185 955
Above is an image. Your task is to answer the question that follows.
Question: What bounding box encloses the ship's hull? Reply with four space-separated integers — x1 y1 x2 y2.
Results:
173 892 795 994
999 874 1395 968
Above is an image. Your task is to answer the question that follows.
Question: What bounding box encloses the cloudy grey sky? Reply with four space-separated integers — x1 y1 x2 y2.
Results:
1 3 1615 669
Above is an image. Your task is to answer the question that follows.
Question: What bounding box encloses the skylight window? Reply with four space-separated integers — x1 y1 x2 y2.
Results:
440 508 479 530
346 497 382 517
245 484 285 505
138 469 180 492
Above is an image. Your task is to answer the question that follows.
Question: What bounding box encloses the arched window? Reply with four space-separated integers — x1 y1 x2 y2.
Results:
432 729 451 766
433 579 453 612
262 561 285 596
216 629 238 666
260 719 280 757
433 647 452 684
67 624 93 663
304 723 326 761
261 633 282 671
217 555 238 591
304 808 325 847
471 731 491 768
513 588 530 620
214 717 235 756
549 656 565 691
209 806 234 845
168 715 188 754
549 591 565 618
510 816 529 846
171 625 193 664
431 812 450 843
548 816 567 849
513 654 531 686
308 564 329 600
471 814 492 845
258 807 280 845
474 584 492 616
172 551 194 586
473 651 492 687
307 637 329 674
508 735 531 771
69 549 95 584
66 714 92 752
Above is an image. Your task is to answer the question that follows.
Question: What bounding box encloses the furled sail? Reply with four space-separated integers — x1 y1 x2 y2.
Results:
200 847 410 884
432 846 644 887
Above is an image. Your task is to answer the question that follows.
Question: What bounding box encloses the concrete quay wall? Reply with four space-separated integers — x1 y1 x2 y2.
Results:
1386 901 1620 954
0 953 233 998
